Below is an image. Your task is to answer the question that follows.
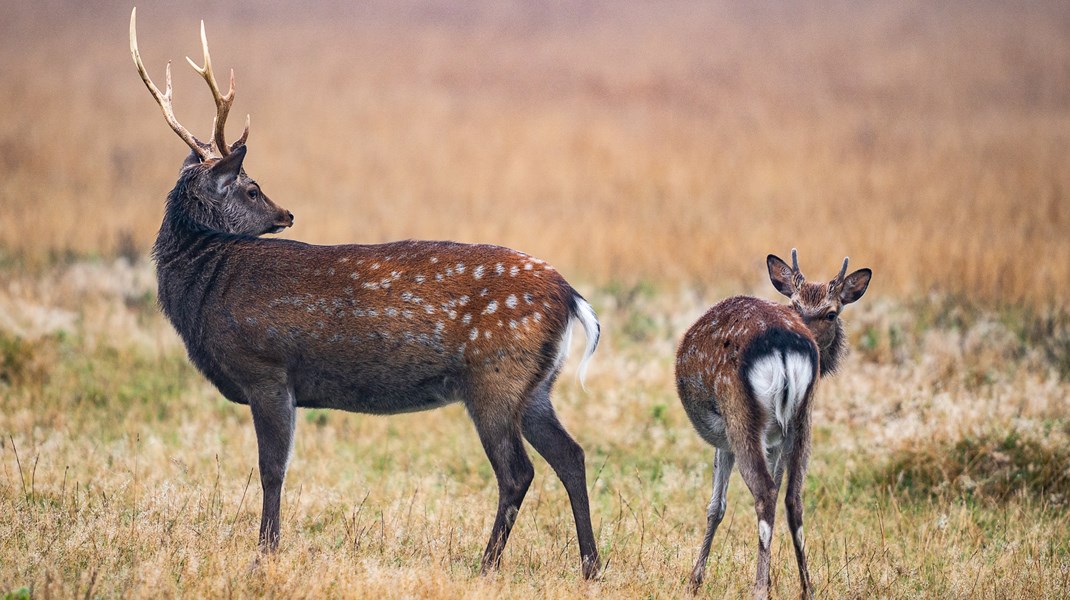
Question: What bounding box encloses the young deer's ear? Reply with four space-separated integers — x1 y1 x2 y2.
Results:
208 145 247 194
767 254 796 298
838 268 872 304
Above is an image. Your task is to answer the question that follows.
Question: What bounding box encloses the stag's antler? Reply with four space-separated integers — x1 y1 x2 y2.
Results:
129 8 250 160
185 20 249 156
130 8 214 160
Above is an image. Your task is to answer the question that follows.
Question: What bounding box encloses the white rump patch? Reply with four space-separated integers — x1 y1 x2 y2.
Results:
746 351 813 435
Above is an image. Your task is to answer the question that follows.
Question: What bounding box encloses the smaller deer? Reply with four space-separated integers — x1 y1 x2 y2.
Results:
675 249 871 599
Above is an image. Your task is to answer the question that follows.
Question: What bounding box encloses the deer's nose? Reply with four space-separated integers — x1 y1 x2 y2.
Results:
286 211 294 225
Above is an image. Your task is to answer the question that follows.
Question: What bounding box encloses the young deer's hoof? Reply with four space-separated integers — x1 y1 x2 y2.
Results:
687 569 704 595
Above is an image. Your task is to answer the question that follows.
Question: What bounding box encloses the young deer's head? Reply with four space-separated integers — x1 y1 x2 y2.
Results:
767 248 871 373
130 8 293 237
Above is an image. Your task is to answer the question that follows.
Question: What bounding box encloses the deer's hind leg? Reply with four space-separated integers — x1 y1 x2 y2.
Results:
521 377 600 579
467 386 535 575
783 417 814 599
734 436 779 600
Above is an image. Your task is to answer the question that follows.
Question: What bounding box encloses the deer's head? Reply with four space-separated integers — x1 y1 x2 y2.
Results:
767 248 871 353
131 8 293 237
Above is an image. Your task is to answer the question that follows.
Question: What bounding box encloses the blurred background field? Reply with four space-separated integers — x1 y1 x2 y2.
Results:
2 0 1068 305
2 0 1070 598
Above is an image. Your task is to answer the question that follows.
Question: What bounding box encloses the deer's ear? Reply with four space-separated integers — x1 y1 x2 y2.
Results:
767 254 796 297
180 150 201 173
839 268 872 304
208 145 247 194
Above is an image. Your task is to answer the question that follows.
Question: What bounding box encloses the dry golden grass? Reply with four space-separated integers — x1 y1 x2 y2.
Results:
1 259 1069 598
2 0 1069 305
3 1 1070 598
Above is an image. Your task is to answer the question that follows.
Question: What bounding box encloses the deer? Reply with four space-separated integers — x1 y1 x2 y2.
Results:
675 249 871 599
129 8 601 579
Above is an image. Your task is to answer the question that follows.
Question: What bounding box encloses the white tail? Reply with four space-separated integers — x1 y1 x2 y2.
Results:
746 350 814 435
572 296 600 389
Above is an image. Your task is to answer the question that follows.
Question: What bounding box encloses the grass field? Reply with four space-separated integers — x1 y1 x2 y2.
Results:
2 0 1070 598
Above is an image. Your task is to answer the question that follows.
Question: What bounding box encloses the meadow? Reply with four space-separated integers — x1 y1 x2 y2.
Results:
2 0 1070 597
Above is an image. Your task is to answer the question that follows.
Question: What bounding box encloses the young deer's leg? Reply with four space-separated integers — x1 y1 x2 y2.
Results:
735 439 778 600
521 383 600 579
469 396 535 575
688 448 735 594
768 444 786 497
248 382 296 552
783 420 813 599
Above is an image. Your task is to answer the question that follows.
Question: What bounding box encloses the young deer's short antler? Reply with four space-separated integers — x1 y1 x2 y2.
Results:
129 7 248 160
790 247 805 289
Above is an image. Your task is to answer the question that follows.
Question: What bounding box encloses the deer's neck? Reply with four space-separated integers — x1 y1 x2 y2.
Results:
817 323 846 376
151 192 235 341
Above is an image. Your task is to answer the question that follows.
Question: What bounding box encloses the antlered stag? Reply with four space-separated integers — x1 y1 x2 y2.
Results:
130 9 600 578
676 249 871 598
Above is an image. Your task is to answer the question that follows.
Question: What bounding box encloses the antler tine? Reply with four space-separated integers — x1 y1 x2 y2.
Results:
130 8 213 160
230 114 250 152
186 20 238 156
832 257 850 286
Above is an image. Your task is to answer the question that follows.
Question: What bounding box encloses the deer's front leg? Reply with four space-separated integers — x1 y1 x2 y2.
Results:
249 382 296 552
689 448 735 594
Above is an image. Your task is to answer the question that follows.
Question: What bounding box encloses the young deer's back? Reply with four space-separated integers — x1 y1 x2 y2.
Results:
675 296 818 451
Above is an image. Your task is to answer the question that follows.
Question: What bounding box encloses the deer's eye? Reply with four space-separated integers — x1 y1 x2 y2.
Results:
248 187 260 200
825 311 838 321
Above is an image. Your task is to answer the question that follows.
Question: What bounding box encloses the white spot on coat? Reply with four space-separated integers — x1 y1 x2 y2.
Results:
505 294 518 309
483 300 498 314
